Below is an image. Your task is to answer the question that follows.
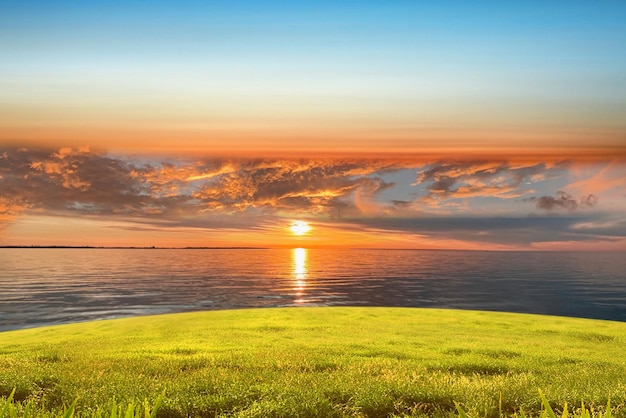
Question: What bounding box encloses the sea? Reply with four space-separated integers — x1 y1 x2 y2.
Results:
1 248 625 332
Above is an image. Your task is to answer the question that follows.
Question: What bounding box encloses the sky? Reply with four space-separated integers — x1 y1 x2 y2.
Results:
1 1 625 250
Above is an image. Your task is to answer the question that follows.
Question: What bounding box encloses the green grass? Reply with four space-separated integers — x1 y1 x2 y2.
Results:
1 307 625 417
1 388 165 418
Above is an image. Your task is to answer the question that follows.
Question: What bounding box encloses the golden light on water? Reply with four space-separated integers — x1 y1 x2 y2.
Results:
292 247 307 304
294 248 307 277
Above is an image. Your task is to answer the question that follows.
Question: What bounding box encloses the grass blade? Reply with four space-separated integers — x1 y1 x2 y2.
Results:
149 390 166 418
1 388 16 418
124 401 135 418
539 390 557 418
62 399 78 418
24 399 33 418
455 401 471 418
519 407 527 418
110 405 117 418
109 399 118 418
581 401 591 418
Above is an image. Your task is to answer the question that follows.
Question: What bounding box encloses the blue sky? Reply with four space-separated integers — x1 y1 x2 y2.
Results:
2 1 625 154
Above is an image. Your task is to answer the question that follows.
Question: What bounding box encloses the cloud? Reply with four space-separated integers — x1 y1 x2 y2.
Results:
186 159 398 217
569 218 626 237
410 161 568 215
565 160 626 197
0 196 30 227
579 194 599 208
525 191 598 212
343 215 625 246
2 147 624 248
0 147 402 230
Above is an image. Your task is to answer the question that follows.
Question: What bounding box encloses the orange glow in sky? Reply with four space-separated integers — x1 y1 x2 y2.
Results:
2 2 626 250
1 150 626 250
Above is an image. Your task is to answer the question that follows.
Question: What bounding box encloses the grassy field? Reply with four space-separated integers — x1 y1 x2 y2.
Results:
1 307 625 417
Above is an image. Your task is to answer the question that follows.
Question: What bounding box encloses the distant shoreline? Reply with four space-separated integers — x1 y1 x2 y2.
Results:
0 246 621 252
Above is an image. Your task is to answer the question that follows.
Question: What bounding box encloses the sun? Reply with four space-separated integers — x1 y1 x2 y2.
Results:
289 220 311 236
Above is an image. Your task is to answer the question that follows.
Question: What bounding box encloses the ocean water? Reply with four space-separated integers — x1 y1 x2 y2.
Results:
1 248 625 331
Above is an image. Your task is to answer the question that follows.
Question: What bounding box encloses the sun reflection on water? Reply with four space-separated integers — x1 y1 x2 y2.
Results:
292 248 307 303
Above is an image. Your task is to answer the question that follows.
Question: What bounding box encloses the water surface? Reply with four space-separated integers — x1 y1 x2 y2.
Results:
1 248 625 331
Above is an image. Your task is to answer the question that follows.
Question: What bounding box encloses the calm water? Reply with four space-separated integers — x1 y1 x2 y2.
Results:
1 248 625 331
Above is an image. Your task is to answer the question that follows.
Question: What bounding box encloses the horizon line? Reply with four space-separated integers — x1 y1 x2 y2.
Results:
0 245 621 253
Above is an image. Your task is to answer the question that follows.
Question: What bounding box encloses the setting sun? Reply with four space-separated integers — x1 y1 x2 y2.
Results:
289 221 311 236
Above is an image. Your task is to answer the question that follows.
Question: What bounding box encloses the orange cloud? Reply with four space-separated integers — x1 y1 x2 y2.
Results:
0 148 401 226
2 146 625 249
565 160 626 197
0 197 30 225
410 160 567 215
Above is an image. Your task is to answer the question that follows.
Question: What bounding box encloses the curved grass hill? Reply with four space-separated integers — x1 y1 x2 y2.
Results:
1 307 625 417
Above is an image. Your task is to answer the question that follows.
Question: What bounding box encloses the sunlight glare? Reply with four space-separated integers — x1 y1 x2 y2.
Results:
289 220 311 236
294 247 307 278
292 247 307 304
